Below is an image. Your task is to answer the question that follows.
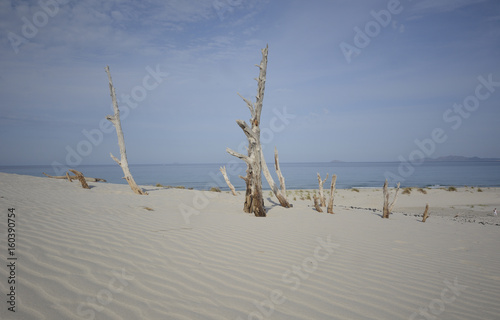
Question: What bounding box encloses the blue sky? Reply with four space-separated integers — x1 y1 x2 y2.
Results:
1 0 499 167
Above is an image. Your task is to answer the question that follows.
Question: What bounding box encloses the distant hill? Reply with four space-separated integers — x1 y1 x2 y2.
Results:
425 156 500 162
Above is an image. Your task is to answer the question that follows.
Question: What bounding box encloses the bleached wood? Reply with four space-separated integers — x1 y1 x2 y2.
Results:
220 166 237 196
105 66 147 196
66 172 73 182
261 148 291 208
317 173 329 207
422 204 430 222
42 172 106 182
69 169 90 189
274 147 287 200
227 46 269 217
327 174 337 214
313 194 323 213
383 180 390 218
237 93 255 116
226 147 251 165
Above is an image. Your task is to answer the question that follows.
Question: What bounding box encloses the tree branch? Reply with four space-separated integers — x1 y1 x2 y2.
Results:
110 152 121 165
226 147 251 165
237 93 255 117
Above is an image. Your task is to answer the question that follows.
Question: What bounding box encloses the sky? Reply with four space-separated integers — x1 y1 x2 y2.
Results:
0 0 499 168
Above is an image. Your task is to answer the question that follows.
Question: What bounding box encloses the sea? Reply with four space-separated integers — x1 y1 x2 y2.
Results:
1 161 499 191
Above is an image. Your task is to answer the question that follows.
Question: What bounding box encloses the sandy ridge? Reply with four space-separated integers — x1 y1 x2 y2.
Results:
0 173 499 319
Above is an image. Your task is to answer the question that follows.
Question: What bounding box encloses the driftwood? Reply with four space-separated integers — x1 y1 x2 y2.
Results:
327 174 337 214
313 194 323 212
226 46 269 217
274 147 289 204
383 180 400 218
69 169 90 189
219 166 237 196
317 173 329 207
105 66 147 195
422 203 430 222
42 172 106 182
261 148 291 208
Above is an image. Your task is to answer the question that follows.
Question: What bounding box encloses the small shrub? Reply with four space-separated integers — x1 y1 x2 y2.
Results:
210 187 221 192
447 186 457 192
155 183 163 187
402 188 412 195
306 194 311 200
175 186 186 189
143 207 154 211
417 188 427 194
351 188 360 192
477 188 483 192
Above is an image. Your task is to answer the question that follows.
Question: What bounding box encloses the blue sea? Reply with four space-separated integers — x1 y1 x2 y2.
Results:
1 161 499 191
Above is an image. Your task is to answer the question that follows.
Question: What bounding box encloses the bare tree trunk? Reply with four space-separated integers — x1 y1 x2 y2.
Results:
422 204 430 222
219 166 237 196
261 148 291 208
327 174 337 214
383 180 400 218
227 46 269 217
69 169 90 189
313 194 323 212
383 180 390 218
105 66 147 196
274 147 288 201
241 174 253 213
317 173 329 207
42 172 106 182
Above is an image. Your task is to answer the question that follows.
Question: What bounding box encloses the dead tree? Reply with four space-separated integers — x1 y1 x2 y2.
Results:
219 166 237 196
274 147 288 202
382 179 400 218
42 172 106 182
69 169 90 189
105 66 147 195
313 194 323 212
317 173 329 207
261 148 291 208
226 46 269 217
422 204 430 222
327 174 337 214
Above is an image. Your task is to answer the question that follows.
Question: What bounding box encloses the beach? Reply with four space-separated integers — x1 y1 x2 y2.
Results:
0 172 499 319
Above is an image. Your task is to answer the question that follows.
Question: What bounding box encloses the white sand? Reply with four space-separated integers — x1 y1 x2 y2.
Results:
0 172 499 319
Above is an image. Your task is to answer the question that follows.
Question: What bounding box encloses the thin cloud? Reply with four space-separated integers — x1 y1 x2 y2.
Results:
411 0 489 14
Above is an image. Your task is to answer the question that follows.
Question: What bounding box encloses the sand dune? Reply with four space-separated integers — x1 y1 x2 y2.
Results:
0 172 499 319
